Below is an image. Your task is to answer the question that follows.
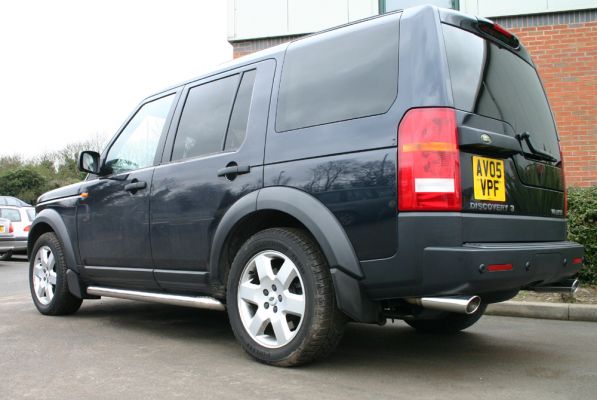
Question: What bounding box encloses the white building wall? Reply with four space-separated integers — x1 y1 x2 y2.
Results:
228 0 378 40
228 0 597 41
461 0 597 17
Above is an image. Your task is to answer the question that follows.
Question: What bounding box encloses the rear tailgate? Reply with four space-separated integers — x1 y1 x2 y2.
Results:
441 21 566 223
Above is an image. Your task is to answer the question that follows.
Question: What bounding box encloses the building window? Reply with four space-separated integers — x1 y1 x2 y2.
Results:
380 0 459 13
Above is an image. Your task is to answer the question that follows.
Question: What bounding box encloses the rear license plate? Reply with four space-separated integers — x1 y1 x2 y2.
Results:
473 156 506 201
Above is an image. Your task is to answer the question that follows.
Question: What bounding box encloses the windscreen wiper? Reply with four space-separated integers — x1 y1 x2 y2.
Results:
515 132 558 162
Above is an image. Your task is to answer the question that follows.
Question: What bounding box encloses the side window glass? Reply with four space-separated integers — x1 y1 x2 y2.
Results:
172 75 239 161
224 70 256 151
276 14 399 132
104 94 175 175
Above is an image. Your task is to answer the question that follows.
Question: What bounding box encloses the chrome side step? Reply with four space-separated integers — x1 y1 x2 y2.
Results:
86 286 226 311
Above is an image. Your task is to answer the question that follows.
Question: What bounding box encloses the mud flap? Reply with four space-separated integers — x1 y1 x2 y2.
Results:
330 268 382 323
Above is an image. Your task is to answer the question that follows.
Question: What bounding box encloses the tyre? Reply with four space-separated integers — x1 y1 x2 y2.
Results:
227 228 346 367
0 250 12 261
29 232 83 315
404 304 487 334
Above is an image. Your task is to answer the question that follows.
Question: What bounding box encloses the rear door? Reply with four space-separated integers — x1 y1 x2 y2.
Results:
149 60 275 293
442 22 565 220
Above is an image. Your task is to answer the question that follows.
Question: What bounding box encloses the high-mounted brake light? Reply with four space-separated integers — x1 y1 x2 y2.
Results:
478 20 519 48
398 108 461 211
492 23 513 38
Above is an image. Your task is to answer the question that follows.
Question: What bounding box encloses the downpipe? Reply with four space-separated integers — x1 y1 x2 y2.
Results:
529 278 580 295
406 295 481 315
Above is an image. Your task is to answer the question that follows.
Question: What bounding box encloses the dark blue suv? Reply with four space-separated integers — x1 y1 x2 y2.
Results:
28 6 584 366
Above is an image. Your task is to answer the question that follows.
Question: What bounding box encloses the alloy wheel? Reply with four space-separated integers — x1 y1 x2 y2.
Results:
237 250 306 348
32 246 57 305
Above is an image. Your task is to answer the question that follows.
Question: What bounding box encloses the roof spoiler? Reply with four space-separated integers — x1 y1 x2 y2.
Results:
438 8 530 64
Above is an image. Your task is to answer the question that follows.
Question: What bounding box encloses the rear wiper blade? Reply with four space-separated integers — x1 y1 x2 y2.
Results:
515 132 558 162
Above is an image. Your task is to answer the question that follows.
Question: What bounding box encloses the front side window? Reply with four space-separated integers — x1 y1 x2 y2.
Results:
104 94 175 175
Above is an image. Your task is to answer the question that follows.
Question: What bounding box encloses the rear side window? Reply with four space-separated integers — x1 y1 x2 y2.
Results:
172 75 240 161
225 70 257 151
442 24 560 161
0 208 21 222
172 70 258 160
276 14 400 132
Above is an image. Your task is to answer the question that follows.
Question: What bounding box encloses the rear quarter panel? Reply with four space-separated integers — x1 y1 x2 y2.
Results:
263 6 452 261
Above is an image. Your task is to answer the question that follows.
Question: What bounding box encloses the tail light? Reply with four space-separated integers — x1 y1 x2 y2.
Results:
24 225 31 232
398 108 461 211
9 223 13 234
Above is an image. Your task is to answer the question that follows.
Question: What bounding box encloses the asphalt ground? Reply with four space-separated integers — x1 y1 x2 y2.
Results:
1 258 596 400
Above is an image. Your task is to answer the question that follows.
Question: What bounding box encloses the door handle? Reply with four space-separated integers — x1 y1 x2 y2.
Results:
124 181 147 192
217 163 250 179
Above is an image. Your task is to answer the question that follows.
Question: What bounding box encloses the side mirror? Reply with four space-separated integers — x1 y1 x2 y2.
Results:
78 151 100 174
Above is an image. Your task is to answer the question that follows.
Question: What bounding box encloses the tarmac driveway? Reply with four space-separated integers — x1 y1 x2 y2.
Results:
1 258 596 400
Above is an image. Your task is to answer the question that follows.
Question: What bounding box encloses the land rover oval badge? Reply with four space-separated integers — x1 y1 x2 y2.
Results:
481 133 492 145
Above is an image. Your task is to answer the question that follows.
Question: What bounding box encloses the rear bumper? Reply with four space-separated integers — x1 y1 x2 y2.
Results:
0 237 28 252
360 213 584 302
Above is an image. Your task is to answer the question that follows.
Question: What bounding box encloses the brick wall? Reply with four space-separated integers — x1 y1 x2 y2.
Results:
494 10 597 187
231 35 305 59
230 9 597 187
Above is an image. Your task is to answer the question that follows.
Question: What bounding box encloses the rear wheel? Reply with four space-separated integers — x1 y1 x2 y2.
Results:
29 232 82 315
404 304 487 334
227 228 345 367
0 250 12 261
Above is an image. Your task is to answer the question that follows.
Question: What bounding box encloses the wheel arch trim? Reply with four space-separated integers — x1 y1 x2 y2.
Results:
209 187 380 323
256 186 363 279
209 187 364 284
28 209 79 273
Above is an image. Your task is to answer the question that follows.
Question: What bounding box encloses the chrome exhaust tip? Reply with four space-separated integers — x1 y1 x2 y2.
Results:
531 278 580 296
406 295 481 315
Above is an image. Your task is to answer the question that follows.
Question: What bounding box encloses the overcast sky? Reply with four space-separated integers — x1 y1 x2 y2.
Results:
0 0 231 159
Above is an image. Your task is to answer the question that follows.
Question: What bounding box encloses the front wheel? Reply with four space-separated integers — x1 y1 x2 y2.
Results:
404 304 487 334
227 228 346 367
29 232 83 315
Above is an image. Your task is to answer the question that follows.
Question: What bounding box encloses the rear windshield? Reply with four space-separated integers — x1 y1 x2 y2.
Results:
0 208 21 222
442 24 560 162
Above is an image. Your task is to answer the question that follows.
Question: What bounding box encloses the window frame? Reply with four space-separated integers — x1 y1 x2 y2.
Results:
97 88 181 178
161 63 261 165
